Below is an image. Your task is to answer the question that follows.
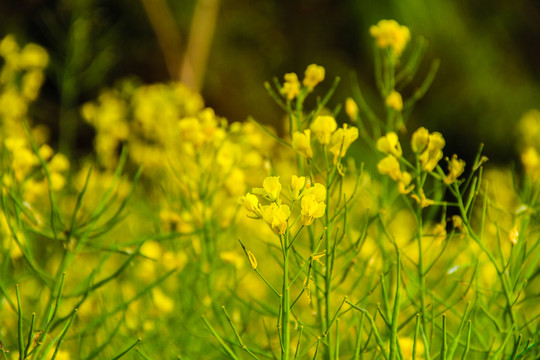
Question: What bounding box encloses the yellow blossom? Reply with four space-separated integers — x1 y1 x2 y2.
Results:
369 19 411 56
310 115 337 145
281 73 300 100
521 146 540 180
444 154 466 184
19 43 49 69
290 175 305 200
376 132 402 158
411 127 430 153
240 193 261 217
38 144 53 161
300 194 326 226
329 124 359 163
385 90 403 111
292 129 313 158
49 153 70 172
152 288 174 313
377 155 402 181
411 189 435 208
252 176 282 202
50 172 66 191
345 97 359 121
303 64 325 90
419 132 445 172
397 171 414 194
303 182 326 202
262 202 290 235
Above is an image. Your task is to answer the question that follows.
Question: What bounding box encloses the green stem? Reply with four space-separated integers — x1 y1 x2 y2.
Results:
281 233 291 360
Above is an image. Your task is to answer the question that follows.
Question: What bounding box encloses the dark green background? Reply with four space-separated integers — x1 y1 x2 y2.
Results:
2 0 540 166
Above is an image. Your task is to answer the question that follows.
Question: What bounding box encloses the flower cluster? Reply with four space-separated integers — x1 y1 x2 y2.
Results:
280 64 325 100
369 19 411 57
241 176 326 234
292 115 359 164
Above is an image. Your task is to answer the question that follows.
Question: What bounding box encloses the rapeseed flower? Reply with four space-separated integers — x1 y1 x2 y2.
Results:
292 129 313 158
411 127 429 153
253 176 282 202
300 194 326 226
376 132 402 158
377 155 402 181
444 154 466 184
310 115 337 145
385 90 403 111
281 73 300 100
345 97 359 121
290 175 305 200
262 202 290 235
303 64 325 90
329 124 359 163
419 131 445 172
369 19 411 57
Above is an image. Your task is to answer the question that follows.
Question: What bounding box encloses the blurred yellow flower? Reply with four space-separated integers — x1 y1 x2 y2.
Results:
411 127 430 153
303 64 325 90
292 129 313 158
281 73 300 100
377 155 402 181
329 124 359 163
345 97 359 121
369 19 411 56
419 132 445 172
444 154 466 184
377 132 402 158
385 90 403 111
290 175 305 200
310 115 337 145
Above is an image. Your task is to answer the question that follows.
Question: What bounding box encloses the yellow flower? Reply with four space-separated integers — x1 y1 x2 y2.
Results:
377 155 402 181
49 153 70 172
310 115 337 145
419 132 445 172
50 172 66 191
240 193 261 217
303 182 326 202
38 144 53 161
369 19 411 56
444 154 466 184
411 127 430 153
376 132 402 158
292 129 313 158
303 64 325 90
300 194 326 226
254 176 281 202
345 97 359 121
281 73 300 100
385 90 403 111
329 124 359 163
411 189 435 208
397 171 414 194
290 175 305 200
521 146 540 180
152 288 174 313
19 43 49 68
262 203 290 235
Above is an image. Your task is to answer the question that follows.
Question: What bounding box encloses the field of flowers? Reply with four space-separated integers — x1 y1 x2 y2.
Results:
0 16 539 360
